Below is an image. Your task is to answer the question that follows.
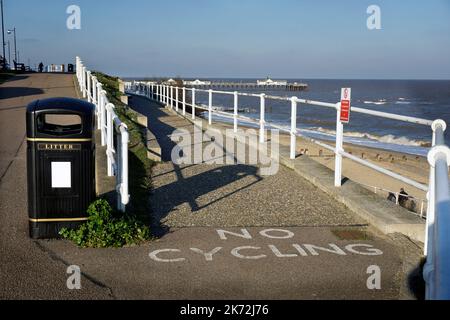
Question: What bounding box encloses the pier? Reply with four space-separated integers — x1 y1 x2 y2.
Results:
181 80 308 91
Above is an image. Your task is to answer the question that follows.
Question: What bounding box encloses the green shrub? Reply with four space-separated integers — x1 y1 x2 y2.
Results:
60 199 152 248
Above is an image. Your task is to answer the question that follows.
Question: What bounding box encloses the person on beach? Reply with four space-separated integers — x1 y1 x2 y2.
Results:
398 188 409 206
387 188 417 213
387 192 397 203
38 62 44 73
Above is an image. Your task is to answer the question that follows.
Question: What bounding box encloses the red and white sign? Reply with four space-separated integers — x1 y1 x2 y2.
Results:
340 88 351 124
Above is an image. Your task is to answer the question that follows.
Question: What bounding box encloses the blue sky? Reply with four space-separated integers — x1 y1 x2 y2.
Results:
2 0 450 79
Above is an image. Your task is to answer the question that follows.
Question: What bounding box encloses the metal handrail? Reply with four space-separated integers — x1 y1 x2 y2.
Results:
127 81 436 190
423 120 450 299
76 56 130 212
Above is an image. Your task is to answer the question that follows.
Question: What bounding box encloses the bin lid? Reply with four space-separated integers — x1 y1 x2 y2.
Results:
27 97 95 139
27 97 94 115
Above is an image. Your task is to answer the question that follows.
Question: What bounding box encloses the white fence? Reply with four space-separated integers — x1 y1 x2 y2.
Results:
76 57 129 212
126 81 450 299
423 120 450 299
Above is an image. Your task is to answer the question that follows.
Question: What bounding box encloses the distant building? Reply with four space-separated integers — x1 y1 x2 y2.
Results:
165 78 177 84
183 79 212 86
257 78 287 86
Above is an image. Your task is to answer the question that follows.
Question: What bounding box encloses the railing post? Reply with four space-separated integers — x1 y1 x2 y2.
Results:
175 87 179 112
335 102 344 187
96 83 103 129
76 57 80 83
86 71 92 103
290 97 298 159
92 76 97 105
82 67 87 98
208 89 213 125
119 125 130 212
260 94 266 143
106 103 114 177
192 88 196 120
234 91 238 133
165 85 168 106
182 87 186 116
424 120 446 269
100 90 107 146
424 119 450 300
169 86 173 109
97 82 102 107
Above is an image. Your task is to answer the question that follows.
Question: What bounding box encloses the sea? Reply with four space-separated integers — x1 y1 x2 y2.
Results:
189 79 450 157
131 78 450 157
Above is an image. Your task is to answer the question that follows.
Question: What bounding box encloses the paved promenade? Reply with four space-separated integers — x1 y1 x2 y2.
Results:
0 74 423 299
0 73 111 299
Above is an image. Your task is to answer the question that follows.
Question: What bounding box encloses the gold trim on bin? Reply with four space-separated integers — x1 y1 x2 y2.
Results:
29 217 89 223
27 137 92 142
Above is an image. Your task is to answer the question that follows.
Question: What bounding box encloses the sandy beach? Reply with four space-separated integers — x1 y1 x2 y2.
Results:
286 135 429 211
197 116 432 216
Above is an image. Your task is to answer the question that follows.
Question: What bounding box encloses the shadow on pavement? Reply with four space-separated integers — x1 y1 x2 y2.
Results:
128 95 179 161
407 258 426 300
128 95 263 237
0 75 29 84
152 164 260 225
0 87 44 100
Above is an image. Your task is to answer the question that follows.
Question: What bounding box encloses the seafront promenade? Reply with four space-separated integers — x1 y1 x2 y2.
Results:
0 73 111 299
0 72 424 299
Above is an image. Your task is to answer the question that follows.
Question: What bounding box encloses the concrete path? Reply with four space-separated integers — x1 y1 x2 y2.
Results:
129 96 364 229
0 75 423 300
0 73 111 299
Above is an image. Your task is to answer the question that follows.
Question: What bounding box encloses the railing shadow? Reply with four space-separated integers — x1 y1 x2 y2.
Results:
128 95 179 161
151 164 260 231
128 94 263 237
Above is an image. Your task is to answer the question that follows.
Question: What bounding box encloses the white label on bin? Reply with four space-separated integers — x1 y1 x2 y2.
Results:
51 162 72 188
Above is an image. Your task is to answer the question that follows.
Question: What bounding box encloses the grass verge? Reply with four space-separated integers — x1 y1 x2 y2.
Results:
61 72 156 247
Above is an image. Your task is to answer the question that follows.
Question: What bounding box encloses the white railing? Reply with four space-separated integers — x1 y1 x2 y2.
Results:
76 56 130 212
423 120 450 300
126 81 434 192
126 80 450 298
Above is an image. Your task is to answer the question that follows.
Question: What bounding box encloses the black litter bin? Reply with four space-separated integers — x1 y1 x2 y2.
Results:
68 64 74 73
26 97 96 239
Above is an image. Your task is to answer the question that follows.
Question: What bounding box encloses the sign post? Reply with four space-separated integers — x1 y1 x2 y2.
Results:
335 88 351 187
340 88 351 124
